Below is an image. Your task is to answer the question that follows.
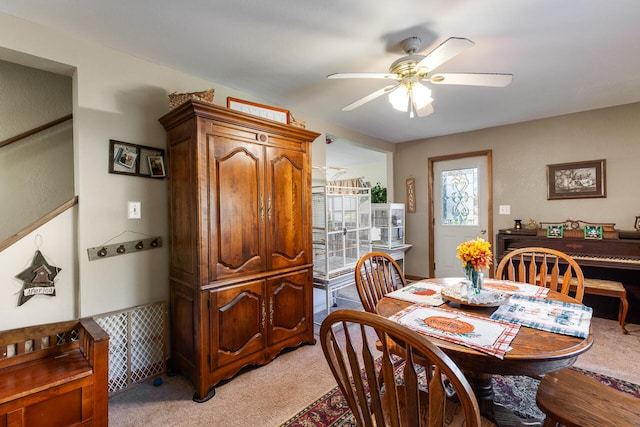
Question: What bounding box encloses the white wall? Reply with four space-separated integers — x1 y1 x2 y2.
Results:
0 207 77 327
0 13 258 328
0 12 389 329
0 60 73 243
344 162 387 188
394 102 640 278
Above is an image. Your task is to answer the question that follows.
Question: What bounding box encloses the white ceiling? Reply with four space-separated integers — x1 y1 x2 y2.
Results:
326 137 387 168
2 1 640 143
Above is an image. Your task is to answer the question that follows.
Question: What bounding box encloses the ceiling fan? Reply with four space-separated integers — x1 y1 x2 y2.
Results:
328 36 513 118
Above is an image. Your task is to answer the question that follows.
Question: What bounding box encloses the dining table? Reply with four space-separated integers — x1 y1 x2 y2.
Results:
375 277 594 421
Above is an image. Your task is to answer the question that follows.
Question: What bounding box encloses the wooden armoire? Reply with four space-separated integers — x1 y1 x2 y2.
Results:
159 100 319 401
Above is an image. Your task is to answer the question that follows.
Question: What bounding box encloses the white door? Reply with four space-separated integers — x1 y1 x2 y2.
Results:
432 155 491 278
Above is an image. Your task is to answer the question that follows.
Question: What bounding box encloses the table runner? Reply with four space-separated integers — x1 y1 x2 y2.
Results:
386 281 446 306
490 294 592 338
482 279 549 298
388 304 520 359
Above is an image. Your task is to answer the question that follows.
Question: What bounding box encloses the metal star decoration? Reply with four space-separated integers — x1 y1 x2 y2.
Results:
15 250 61 306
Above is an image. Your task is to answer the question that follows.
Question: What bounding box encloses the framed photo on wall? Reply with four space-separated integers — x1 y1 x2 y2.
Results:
546 159 606 200
147 156 166 177
109 140 165 178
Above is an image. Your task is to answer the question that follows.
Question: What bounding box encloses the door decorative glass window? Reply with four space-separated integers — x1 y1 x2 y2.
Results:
441 168 478 225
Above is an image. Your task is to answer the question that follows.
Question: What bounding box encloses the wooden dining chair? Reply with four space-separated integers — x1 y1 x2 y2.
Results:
536 368 640 426
354 251 437 384
355 251 407 313
320 309 495 427
495 247 585 302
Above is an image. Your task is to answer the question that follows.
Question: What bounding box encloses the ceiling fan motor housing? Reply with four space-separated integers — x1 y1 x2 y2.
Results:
390 55 428 79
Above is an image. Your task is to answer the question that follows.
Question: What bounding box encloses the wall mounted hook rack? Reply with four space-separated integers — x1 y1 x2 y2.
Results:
87 236 162 261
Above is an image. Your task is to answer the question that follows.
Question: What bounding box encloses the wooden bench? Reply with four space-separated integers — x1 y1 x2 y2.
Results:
581 278 628 334
0 318 109 426
564 277 628 334
537 368 640 426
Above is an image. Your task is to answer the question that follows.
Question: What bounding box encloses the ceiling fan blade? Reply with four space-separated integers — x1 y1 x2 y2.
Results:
416 102 434 118
342 84 400 111
328 72 398 80
416 37 475 71
429 72 513 87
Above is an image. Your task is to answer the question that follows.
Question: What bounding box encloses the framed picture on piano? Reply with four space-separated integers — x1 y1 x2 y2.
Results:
546 225 564 238
584 225 603 240
635 215 640 231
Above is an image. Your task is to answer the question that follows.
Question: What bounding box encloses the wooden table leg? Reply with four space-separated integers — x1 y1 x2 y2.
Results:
464 371 496 422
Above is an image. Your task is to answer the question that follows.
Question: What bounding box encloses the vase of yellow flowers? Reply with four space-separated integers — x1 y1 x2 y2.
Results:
456 237 493 294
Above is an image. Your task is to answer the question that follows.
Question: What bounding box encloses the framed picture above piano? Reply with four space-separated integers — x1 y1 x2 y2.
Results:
546 159 606 200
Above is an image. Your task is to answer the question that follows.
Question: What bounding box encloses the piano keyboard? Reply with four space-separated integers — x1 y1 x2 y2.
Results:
571 254 640 264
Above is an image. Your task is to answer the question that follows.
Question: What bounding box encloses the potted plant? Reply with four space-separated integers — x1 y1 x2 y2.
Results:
371 182 387 203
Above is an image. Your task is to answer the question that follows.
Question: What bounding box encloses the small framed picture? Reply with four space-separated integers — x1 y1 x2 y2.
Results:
148 156 166 178
116 147 138 169
546 225 564 238
635 216 640 231
584 225 603 240
226 97 290 124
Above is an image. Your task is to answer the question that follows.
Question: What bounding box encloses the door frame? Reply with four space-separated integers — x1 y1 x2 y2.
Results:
427 150 493 278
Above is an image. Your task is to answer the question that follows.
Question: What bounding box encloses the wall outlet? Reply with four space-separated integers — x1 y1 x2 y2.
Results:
128 201 141 219
499 205 511 215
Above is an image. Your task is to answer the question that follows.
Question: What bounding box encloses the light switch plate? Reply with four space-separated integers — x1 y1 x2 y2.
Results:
499 205 511 215
128 201 141 219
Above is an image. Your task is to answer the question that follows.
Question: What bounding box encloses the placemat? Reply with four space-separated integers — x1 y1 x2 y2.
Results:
389 305 520 359
386 281 446 306
490 294 592 338
483 279 550 298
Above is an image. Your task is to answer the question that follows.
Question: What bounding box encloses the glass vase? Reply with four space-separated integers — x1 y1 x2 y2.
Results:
465 266 482 294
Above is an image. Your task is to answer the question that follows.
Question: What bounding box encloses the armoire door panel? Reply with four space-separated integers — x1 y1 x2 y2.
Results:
210 281 265 369
266 147 309 270
268 269 311 344
211 136 266 279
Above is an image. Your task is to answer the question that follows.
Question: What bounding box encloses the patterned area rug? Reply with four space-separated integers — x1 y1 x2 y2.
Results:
280 367 640 426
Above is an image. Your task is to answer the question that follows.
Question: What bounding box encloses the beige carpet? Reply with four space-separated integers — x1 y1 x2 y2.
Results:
108 285 640 426
573 317 640 385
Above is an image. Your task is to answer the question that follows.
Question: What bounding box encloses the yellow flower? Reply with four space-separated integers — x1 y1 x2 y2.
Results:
456 237 493 271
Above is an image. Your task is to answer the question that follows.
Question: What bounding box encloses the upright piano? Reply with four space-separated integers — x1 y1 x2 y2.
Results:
496 228 640 324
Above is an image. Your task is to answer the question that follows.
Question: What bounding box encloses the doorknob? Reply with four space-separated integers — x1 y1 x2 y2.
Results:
480 228 487 234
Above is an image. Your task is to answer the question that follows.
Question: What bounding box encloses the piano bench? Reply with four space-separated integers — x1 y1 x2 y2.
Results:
580 278 628 334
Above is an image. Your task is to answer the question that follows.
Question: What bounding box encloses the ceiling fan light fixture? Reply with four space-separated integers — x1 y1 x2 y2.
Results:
388 86 410 112
388 83 432 116
411 83 433 109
